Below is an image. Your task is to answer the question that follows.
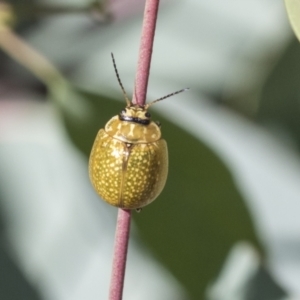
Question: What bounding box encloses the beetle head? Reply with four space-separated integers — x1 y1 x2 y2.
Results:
119 106 151 125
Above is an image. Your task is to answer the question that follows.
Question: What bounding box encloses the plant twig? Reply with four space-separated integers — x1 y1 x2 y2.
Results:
109 0 160 299
0 27 64 85
109 209 131 300
132 0 160 106
0 24 90 119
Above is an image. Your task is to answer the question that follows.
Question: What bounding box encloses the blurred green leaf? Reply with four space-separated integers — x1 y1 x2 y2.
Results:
58 86 263 300
258 38 300 147
133 118 262 300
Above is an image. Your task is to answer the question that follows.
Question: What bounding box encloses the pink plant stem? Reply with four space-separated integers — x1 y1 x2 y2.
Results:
109 1 160 299
109 209 131 300
132 0 160 106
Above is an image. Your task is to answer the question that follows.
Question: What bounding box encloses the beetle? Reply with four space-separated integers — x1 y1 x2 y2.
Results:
89 53 187 209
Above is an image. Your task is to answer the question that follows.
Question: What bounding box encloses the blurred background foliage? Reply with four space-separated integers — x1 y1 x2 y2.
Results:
0 0 299 300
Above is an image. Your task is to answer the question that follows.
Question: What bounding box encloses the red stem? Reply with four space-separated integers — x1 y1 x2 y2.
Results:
132 0 160 106
109 209 131 300
109 1 160 299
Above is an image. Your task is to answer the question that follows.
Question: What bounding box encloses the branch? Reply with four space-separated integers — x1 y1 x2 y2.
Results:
109 1 160 299
132 0 160 106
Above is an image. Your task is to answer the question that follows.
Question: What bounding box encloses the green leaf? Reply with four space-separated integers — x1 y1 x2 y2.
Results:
133 118 262 300
258 38 300 145
58 86 262 300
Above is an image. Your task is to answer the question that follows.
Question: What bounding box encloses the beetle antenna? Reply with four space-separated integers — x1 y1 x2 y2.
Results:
111 53 131 106
146 88 189 108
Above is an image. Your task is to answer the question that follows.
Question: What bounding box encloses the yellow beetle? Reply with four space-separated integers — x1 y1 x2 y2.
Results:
89 54 187 209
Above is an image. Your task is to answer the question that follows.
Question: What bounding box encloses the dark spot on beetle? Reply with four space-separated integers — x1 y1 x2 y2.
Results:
145 112 151 118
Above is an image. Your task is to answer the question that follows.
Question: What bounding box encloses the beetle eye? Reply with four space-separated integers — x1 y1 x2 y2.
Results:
121 109 126 114
145 112 151 118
